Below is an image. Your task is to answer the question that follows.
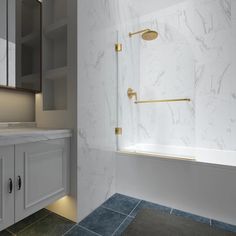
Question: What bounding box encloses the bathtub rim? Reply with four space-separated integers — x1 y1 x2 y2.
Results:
116 150 236 171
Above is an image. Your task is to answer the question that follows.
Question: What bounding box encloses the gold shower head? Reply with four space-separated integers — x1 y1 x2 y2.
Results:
129 29 158 41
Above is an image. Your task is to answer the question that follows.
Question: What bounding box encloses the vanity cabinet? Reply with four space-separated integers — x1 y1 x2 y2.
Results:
0 147 15 231
0 138 70 231
15 139 69 222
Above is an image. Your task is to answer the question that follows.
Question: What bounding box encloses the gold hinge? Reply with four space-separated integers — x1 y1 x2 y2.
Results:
115 127 122 135
115 43 122 52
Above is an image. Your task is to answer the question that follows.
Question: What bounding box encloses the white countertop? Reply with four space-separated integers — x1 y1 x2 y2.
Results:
0 128 72 146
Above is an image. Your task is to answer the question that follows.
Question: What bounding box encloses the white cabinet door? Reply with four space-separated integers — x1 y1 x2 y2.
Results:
0 146 14 231
15 139 70 222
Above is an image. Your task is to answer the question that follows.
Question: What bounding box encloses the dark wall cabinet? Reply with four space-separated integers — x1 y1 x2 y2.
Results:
0 0 41 93
0 0 7 86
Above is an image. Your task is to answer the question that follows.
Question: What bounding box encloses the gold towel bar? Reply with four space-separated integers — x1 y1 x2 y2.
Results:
135 98 191 104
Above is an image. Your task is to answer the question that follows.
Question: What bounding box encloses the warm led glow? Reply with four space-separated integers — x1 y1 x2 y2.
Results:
35 93 42 99
47 196 77 222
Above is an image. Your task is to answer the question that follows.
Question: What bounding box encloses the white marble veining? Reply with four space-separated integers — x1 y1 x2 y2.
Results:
77 0 135 220
118 0 236 158
77 0 236 221
0 127 72 146
115 0 236 228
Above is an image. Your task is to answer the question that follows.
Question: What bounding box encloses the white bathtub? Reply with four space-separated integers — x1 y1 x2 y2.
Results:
119 143 236 167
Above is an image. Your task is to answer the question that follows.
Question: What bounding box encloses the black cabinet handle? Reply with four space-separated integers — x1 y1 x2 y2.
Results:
9 178 13 194
17 176 22 190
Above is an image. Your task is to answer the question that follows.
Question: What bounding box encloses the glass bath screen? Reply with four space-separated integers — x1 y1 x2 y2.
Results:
116 0 236 168
116 20 195 158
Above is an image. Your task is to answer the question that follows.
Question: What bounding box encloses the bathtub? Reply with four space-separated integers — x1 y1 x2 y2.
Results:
119 143 236 167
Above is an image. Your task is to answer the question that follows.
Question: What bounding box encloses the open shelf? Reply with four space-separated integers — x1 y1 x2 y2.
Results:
44 0 67 26
42 0 68 111
17 73 40 91
19 73 41 92
14 0 41 92
45 66 67 80
44 18 67 40
21 32 40 48
44 36 67 71
43 78 67 111
21 0 41 37
21 73 40 82
21 44 40 76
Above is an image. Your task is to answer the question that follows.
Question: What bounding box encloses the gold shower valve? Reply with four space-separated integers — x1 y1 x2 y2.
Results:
127 88 137 101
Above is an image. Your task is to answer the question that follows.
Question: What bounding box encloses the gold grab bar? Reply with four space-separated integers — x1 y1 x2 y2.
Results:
135 98 191 104
127 88 190 104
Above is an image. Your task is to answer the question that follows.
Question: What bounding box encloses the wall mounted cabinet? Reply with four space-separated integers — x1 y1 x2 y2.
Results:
0 0 7 86
0 138 69 231
0 0 41 92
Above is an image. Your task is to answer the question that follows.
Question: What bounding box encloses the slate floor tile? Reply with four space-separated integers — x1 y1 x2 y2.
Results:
0 230 13 236
65 225 100 236
112 216 134 236
122 208 236 236
102 193 140 215
212 220 236 233
79 207 126 236
7 209 51 234
171 209 210 225
130 200 171 217
3 194 236 236
17 213 75 236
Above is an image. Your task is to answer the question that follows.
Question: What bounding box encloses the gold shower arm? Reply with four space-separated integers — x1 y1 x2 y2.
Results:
129 29 150 37
135 98 191 104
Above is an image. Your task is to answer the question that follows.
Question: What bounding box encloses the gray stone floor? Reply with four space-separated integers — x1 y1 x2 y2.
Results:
1 209 75 236
1 193 236 236
123 209 236 236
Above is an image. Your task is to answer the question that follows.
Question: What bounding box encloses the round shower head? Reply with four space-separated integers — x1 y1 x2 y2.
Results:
129 29 158 41
142 30 158 41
